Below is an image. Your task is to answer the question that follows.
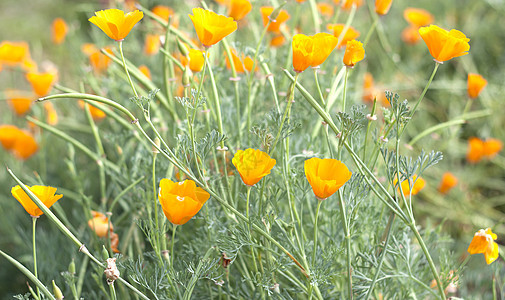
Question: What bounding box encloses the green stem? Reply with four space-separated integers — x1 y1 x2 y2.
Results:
110 283 117 300
308 0 321 32
338 189 353 300
152 153 160 254
246 186 252 233
32 217 40 300
170 224 178 270
342 67 349 113
408 63 440 121
362 18 379 48
311 200 323 268
118 41 138 98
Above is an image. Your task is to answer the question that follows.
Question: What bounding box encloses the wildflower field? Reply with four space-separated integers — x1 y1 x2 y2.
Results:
1 0 505 299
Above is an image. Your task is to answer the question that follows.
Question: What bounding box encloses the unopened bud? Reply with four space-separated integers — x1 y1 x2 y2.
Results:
182 68 192 87
102 245 110 260
68 259 76 275
153 137 161 154
52 280 64 300
176 39 189 56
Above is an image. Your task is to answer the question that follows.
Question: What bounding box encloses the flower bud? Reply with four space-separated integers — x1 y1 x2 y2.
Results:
52 280 64 300
68 259 76 275
176 39 189 57
153 137 161 154
102 245 110 260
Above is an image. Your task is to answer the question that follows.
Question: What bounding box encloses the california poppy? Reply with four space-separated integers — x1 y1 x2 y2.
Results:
11 185 62 217
326 24 360 48
260 7 290 34
403 8 434 28
188 49 205 73
467 228 499 264
419 25 470 63
51 18 68 45
82 44 113 74
401 26 421 45
26 71 57 97
189 8 237 48
151 5 174 22
0 41 36 71
158 179 210 225
229 0 252 21
317 3 334 17
79 100 107 120
232 148 276 186
341 0 363 10
466 137 485 163
0 125 21 150
144 34 161 56
483 138 502 158
375 0 393 15
6 89 33 116
304 157 352 200
438 172 458 194
12 130 39 160
467 73 487 99
88 211 113 238
343 39 365 67
292 33 338 73
89 9 144 41
396 175 425 196
138 65 152 80
270 34 286 47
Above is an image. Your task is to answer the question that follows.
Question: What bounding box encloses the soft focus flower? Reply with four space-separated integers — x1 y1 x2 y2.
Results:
215 0 231 5
404 8 434 27
467 228 499 264
79 100 107 120
138 65 151 80
89 9 143 41
0 41 36 71
396 175 425 196
467 73 487 99
270 35 286 47
229 0 252 21
317 3 334 17
26 71 57 97
151 5 174 22
260 7 290 34
44 102 58 125
12 130 39 160
144 34 161 56
375 0 393 15
11 185 63 217
82 44 113 74
226 49 258 73
6 89 33 116
0 125 21 150
465 137 501 163
188 49 205 73
51 18 68 45
438 172 458 194
304 157 352 200
296 0 307 3
483 138 503 158
88 211 113 238
341 0 363 10
232 148 276 186
292 33 338 73
401 26 421 45
158 179 210 225
362 73 388 106
419 25 470 63
326 24 360 48
189 8 237 48
343 40 365 67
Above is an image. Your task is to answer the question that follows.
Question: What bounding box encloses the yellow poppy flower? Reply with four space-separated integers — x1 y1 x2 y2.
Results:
229 0 252 21
438 172 458 194
88 9 144 41
343 39 365 67
5 89 33 116
11 185 63 217
0 41 35 71
467 73 487 99
468 228 499 265
304 157 352 200
418 25 470 63
188 8 237 48
396 175 425 196
326 24 360 48
232 148 276 186
158 179 210 225
292 34 314 73
51 18 68 45
26 71 57 97
188 49 205 73
403 8 434 28
375 0 393 15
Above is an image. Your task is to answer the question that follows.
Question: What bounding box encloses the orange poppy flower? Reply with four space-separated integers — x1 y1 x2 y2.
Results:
12 130 39 160
396 175 425 196
419 25 470 63
11 185 62 217
215 0 231 5
270 34 286 47
51 18 68 45
243 56 257 72
88 9 144 41
26 71 57 97
188 49 205 73
483 138 503 158
260 7 290 34
375 0 393 15
341 0 363 10
304 157 352 200
438 172 458 194
317 3 334 17
326 24 360 48
292 33 338 73
225 48 246 73
310 33 338 67
144 34 161 56
0 125 21 150
5 89 33 116
138 65 151 80
0 41 36 71
343 40 365 67
158 179 210 225
88 211 113 238
189 8 237 48
466 137 485 163
403 8 434 28
401 26 421 45
79 100 107 120
467 228 499 265
151 5 174 22
229 0 252 21
467 73 487 99
82 44 113 74
232 148 276 186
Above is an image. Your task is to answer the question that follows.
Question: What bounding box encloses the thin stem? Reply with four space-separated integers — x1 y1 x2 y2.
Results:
363 18 379 48
308 0 321 32
170 224 178 270
118 41 139 98
342 67 350 113
246 186 252 233
408 62 440 121
110 283 117 300
32 217 40 299
311 200 323 268
152 153 160 254
338 189 353 300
